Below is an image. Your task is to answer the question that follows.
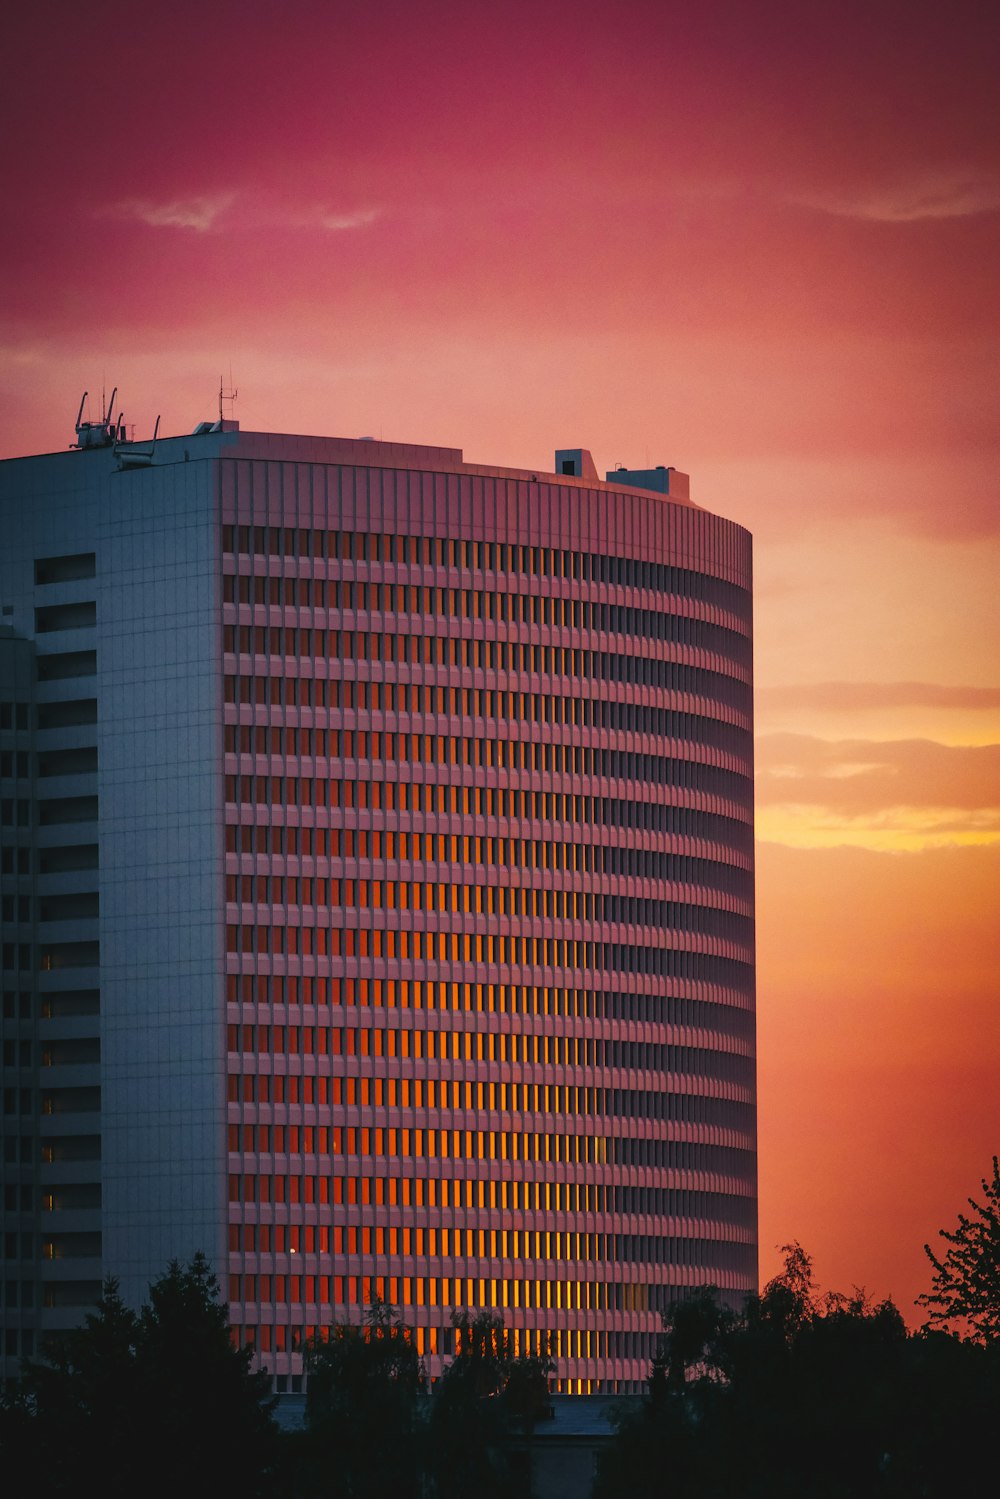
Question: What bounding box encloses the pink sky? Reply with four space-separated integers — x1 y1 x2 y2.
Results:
3 0 997 1317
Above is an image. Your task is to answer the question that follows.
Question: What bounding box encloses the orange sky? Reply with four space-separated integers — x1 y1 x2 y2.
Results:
2 0 997 1319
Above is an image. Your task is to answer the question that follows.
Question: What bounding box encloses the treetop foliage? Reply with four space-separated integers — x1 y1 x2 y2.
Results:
918 1154 1000 1343
427 1311 553 1499
597 1238 999 1499
0 1254 275 1499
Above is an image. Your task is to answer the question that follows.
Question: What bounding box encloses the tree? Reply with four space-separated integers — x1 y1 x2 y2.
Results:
300 1298 426 1499
428 1311 553 1499
596 1248 916 1499
0 1255 275 1499
918 1155 1000 1343
494 1342 552 1498
0 1276 142 1498
134 1252 276 1496
651 1285 732 1398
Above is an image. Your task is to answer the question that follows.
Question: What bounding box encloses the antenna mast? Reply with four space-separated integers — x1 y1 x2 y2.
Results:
219 369 238 424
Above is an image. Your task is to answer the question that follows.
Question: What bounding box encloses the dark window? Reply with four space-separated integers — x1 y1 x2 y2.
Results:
34 554 96 585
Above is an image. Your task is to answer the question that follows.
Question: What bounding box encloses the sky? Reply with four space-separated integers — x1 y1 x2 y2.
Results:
2 0 997 1317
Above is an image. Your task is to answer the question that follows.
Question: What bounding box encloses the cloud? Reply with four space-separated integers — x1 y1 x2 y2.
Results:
758 683 1000 712
756 735 1000 848
311 208 381 231
104 193 236 232
96 195 381 235
793 167 1000 222
757 734 1000 814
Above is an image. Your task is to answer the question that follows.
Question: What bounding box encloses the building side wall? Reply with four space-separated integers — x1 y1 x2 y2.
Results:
98 458 226 1304
0 450 226 1335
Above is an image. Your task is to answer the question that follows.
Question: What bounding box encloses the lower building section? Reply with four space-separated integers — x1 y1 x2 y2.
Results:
220 512 757 1392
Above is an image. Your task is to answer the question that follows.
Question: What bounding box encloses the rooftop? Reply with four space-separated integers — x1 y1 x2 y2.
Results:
2 408 695 506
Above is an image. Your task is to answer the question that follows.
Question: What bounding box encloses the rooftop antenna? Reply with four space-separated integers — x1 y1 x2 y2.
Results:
219 367 238 424
71 385 118 449
115 413 160 468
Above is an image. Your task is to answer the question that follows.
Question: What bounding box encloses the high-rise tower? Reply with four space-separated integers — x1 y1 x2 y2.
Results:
0 418 755 1392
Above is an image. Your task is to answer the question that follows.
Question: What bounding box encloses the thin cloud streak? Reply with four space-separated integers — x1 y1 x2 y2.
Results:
793 167 1000 222
312 208 381 231
758 683 1000 712
97 194 381 235
102 193 237 232
757 734 1000 814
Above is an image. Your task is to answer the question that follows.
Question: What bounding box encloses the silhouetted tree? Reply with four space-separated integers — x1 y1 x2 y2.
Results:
300 1298 425 1499
0 1255 275 1499
495 1343 552 1497
917 1155 1000 1343
134 1252 276 1496
0 1276 142 1497
595 1244 984 1499
652 1284 733 1398
428 1311 552 1499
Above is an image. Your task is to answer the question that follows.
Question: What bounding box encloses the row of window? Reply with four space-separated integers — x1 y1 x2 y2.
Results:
2 1039 34 1069
4 988 49 1022
229 1062 749 1110
229 1273 661 1316
227 1073 749 1127
228 1059 751 1116
226 763 747 821
0 1329 35 1359
3 1131 33 1164
0 799 31 829
1 1232 35 1263
227 820 749 879
225 1213 745 1277
0 1278 35 1307
225 976 755 1037
227 853 751 905
226 1186 755 1234
0 848 31 877
226 873 735 916
225 1157 752 1257
227 686 746 742
225 800 752 857
226 1021 749 1068
223 597 750 662
226 735 746 789
0 750 30 779
228 1285 653 1343
0 703 30 733
225 702 751 759
221 528 750 619
226 1080 752 1136
226 889 749 942
4 1183 32 1212
226 925 752 979
1 895 32 924
227 875 749 932
224 642 750 707
224 1143 746 1220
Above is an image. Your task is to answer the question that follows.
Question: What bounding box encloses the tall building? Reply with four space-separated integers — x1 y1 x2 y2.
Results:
0 414 755 1392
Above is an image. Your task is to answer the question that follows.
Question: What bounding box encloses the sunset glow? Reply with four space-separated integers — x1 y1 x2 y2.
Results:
2 0 997 1321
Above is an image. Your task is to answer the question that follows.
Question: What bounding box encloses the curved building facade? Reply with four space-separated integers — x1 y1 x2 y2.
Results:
219 435 755 1392
0 422 753 1395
